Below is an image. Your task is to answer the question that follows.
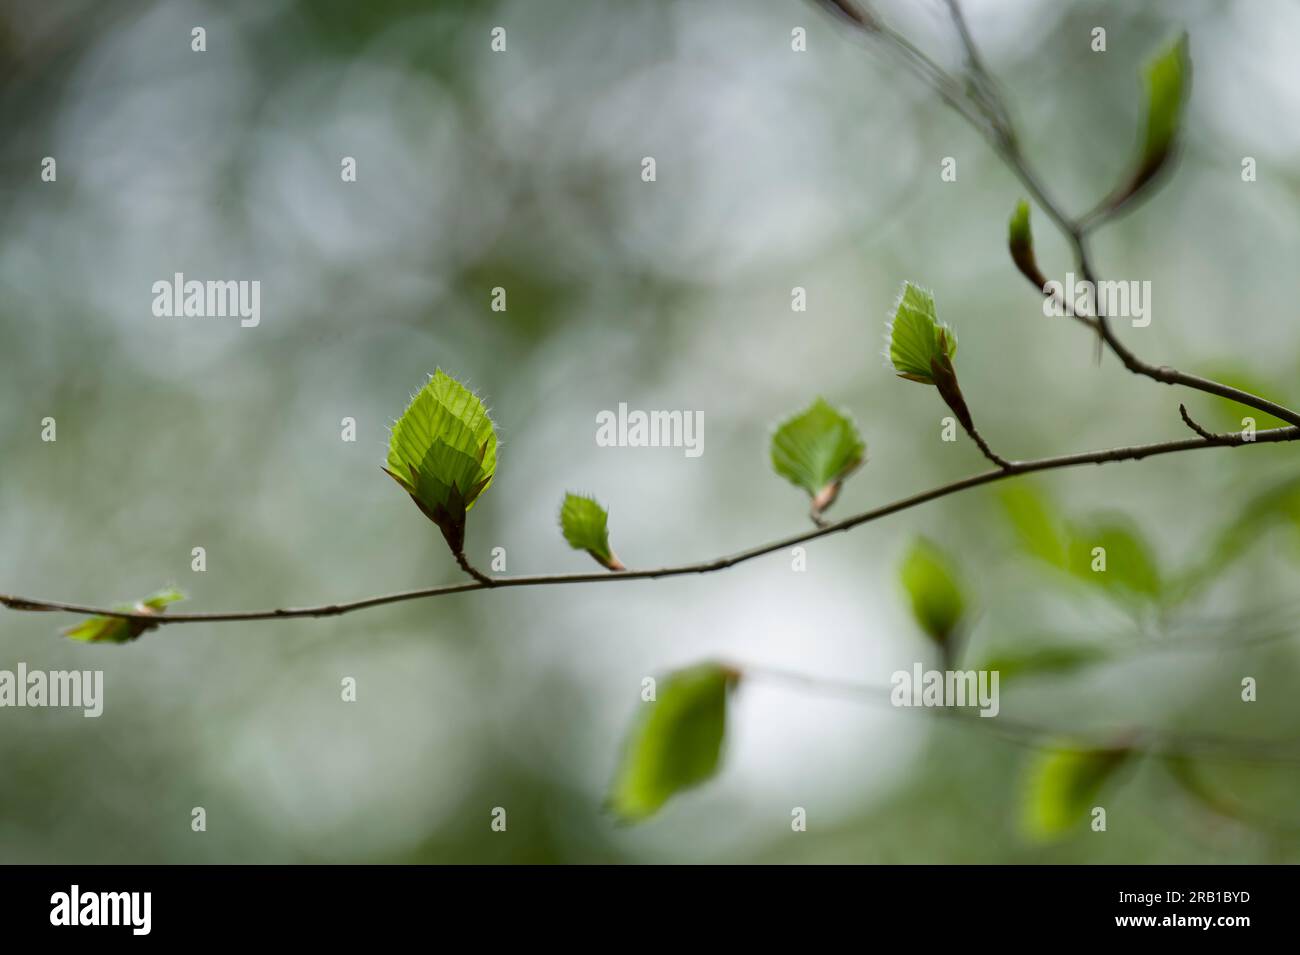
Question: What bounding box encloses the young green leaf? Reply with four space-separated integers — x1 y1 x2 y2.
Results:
385 369 498 555
63 588 186 644
899 537 966 646
1022 744 1132 841
770 398 865 521
886 282 957 385
886 282 973 430
608 663 738 822
1008 200 1047 289
559 493 623 571
1102 33 1191 215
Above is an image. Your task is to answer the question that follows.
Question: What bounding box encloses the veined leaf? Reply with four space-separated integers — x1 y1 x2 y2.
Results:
899 537 966 645
560 493 623 570
886 282 957 385
608 663 737 823
385 370 498 554
63 588 186 644
1022 744 1132 840
770 398 865 517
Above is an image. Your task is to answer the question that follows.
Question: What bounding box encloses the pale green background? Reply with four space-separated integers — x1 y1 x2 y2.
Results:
1 0 1298 863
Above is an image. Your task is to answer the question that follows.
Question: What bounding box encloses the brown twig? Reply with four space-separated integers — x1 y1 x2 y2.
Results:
3 424 1295 627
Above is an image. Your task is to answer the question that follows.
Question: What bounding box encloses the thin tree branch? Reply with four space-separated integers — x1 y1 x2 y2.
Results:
960 419 1012 469
453 550 495 587
3 425 1295 627
1178 403 1230 443
831 0 1300 430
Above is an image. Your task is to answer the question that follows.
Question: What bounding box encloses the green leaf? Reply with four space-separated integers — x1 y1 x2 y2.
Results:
1202 474 1300 575
559 493 623 570
1022 745 1132 840
385 369 498 554
608 663 737 822
63 588 186 644
770 398 865 516
981 642 1108 682
1066 516 1162 600
899 537 966 645
1000 485 1067 568
886 282 957 385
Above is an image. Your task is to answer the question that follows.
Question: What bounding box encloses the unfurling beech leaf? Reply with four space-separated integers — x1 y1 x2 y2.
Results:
1008 200 1047 289
63 588 186 644
1065 515 1161 600
770 398 865 519
1022 744 1132 840
886 282 972 429
1103 33 1191 214
384 369 498 555
560 493 623 571
608 663 738 822
899 537 966 646
887 282 956 384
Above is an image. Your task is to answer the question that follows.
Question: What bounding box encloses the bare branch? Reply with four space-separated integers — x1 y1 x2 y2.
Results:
4 424 1294 627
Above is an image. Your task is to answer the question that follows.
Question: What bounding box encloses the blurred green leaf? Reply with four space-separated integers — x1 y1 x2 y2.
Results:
559 493 622 570
1066 516 1162 600
1023 745 1132 840
63 588 186 644
1000 484 1067 568
1201 475 1300 577
981 641 1108 681
770 398 865 517
887 282 956 385
384 369 498 554
608 663 736 823
899 537 966 645
1137 35 1190 180
1106 33 1190 211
